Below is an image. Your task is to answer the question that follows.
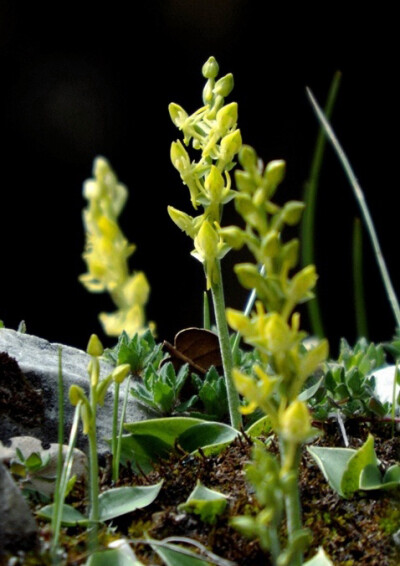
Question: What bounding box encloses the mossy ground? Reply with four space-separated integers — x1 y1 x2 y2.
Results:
1 421 399 565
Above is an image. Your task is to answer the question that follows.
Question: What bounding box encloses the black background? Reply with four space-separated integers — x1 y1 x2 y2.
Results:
0 1 398 355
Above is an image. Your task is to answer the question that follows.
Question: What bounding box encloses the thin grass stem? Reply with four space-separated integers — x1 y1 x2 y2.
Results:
307 87 400 332
353 217 368 339
302 71 341 337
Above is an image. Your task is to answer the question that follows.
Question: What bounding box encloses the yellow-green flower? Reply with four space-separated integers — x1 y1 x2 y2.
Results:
80 157 152 337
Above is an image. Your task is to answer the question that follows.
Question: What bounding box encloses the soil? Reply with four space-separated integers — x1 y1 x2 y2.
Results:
1 419 399 565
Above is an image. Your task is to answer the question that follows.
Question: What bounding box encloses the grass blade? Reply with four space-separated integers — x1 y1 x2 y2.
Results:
306 87 400 332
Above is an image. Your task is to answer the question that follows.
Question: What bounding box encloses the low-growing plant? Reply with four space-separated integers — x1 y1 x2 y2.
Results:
3 55 399 566
306 337 389 420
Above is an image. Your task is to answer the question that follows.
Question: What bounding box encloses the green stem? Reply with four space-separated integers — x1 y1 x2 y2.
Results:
211 261 242 430
50 403 81 562
353 218 368 339
88 380 99 551
112 381 120 482
307 87 400 332
281 440 304 566
302 71 341 338
115 375 131 481
203 291 211 330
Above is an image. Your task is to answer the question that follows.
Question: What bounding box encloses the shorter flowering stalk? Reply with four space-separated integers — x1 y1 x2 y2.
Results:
69 334 131 550
80 157 153 338
226 145 328 564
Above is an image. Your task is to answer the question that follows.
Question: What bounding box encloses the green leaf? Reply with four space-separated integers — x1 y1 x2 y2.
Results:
308 434 380 498
382 464 400 487
38 503 87 526
341 434 378 497
304 547 334 565
151 543 211 566
245 415 272 438
298 376 324 401
86 548 143 566
117 434 172 474
98 482 163 521
307 445 355 497
124 417 204 445
178 422 239 455
178 481 228 524
359 464 383 490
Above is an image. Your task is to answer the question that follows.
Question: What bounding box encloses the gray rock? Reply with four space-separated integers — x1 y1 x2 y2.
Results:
0 328 155 454
0 436 88 497
0 461 38 552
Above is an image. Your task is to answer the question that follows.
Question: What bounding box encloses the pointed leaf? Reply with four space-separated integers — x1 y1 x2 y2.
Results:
178 481 228 524
38 503 87 526
307 445 355 496
178 422 239 454
341 434 378 497
151 544 211 566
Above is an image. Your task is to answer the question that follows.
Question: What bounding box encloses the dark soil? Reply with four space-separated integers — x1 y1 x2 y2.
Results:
2 419 399 565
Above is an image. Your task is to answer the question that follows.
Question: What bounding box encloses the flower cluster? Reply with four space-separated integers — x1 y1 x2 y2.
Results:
168 56 241 288
223 144 328 440
80 157 152 337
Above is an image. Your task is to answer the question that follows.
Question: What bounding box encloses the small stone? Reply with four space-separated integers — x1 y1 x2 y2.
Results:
0 461 38 552
0 436 88 497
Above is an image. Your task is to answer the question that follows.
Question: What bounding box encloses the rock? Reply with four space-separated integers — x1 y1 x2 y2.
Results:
0 461 38 552
0 436 88 497
0 328 155 454
370 365 399 406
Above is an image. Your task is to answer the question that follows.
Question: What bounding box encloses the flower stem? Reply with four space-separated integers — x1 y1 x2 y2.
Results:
211 260 242 430
88 385 99 551
281 440 304 566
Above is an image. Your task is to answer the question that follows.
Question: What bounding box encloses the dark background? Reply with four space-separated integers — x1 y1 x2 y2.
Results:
0 1 398 355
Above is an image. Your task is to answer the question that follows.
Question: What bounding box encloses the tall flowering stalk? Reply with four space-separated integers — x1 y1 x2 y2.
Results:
224 145 329 565
80 157 152 338
168 56 242 429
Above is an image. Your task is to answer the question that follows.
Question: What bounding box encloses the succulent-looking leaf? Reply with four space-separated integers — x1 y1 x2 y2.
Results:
86 548 143 566
341 434 378 497
98 481 163 521
178 481 228 524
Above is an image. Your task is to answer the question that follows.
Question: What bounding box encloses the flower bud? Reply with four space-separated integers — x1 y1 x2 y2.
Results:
204 165 225 202
280 400 313 443
170 140 190 172
168 103 188 128
202 56 219 79
220 129 242 163
265 160 285 187
226 308 252 334
219 226 246 249
194 220 219 262
214 73 234 97
167 206 198 238
216 102 238 133
290 265 318 303
112 363 131 384
264 313 291 354
260 231 280 258
87 334 104 357
235 170 254 194
69 384 87 406
281 201 305 226
239 145 258 170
